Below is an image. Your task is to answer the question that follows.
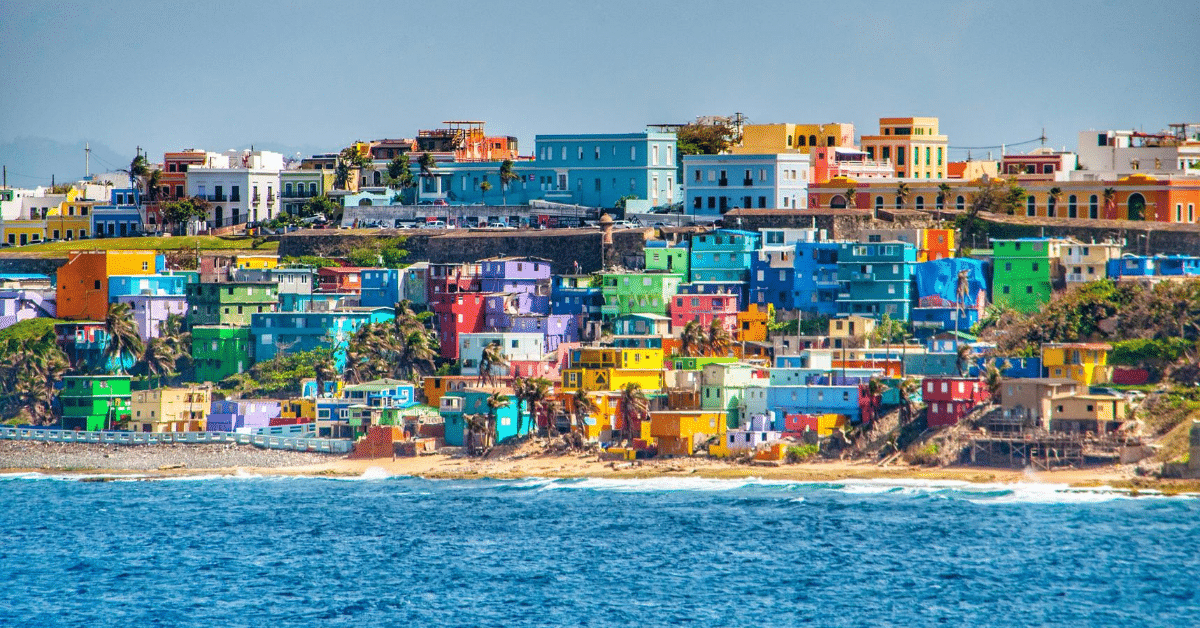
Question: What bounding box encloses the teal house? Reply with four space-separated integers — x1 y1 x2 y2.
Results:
836 241 918 321
250 307 394 369
439 389 533 447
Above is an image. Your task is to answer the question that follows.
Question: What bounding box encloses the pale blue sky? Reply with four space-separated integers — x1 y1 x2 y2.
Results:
1 0 1197 181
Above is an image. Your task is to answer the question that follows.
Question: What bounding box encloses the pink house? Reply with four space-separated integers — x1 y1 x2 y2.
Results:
670 293 739 335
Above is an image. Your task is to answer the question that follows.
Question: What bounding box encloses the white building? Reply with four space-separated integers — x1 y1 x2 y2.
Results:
458 332 545 377
1073 126 1200 180
684 153 810 217
186 150 284 228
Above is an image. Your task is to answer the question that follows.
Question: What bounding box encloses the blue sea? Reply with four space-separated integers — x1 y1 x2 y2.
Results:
1 472 1198 627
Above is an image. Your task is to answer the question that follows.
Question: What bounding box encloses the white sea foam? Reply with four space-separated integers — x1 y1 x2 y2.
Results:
536 476 795 493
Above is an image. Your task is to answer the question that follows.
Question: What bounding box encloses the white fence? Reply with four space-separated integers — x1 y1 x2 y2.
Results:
0 426 352 454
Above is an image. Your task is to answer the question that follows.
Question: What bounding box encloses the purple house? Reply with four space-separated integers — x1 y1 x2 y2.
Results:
0 287 56 330
207 399 282 432
115 294 188 341
485 310 578 352
480 256 552 307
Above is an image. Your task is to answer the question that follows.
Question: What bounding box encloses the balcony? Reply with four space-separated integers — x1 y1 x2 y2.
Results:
743 178 754 186
267 193 276 205
252 194 261 204
718 178 728 187
848 271 875 281
1066 273 1087 283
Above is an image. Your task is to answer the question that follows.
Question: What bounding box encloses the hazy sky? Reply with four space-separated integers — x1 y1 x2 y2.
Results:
2 0 1197 176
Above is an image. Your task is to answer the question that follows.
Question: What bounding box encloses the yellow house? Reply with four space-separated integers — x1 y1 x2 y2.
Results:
732 123 856 155
562 347 665 392
1041 343 1112 386
860 117 948 179
566 391 654 442
828 315 875 347
737 304 769 342
281 397 317 422
234 254 280 270
128 385 211 432
2 220 48 247
47 200 94 241
649 410 727 456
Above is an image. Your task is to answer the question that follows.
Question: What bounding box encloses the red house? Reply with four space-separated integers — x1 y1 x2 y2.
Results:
317 267 364 294
669 293 738 334
432 292 487 359
427 262 481 306
923 376 991 427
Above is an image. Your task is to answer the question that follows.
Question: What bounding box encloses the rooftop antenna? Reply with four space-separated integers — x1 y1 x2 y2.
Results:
85 142 91 178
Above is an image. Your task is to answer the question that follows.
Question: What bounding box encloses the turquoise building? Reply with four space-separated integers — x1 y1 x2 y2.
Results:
250 307 394 368
690 229 760 283
836 241 918 321
439 389 533 447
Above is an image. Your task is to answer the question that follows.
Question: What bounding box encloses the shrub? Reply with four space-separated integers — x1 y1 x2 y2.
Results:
786 444 819 463
906 442 941 466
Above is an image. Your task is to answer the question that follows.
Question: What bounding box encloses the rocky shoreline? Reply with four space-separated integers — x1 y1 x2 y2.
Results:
0 441 339 471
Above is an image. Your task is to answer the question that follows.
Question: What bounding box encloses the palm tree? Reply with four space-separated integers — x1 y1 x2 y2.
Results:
525 377 552 436
1 337 68 425
486 391 510 447
983 361 1003 400
844 187 857 210
706 318 732 357
866 377 889 423
499 159 519 206
479 340 508 386
104 302 143 374
680 320 707 357
956 342 973 377
314 351 337 398
1102 187 1117 219
397 330 438 381
463 413 488 455
418 152 436 191
937 183 952 211
895 181 910 211
157 313 191 378
897 377 920 425
480 179 492 203
619 382 649 444
572 389 599 435
1048 187 1062 217
139 337 177 380
512 376 530 434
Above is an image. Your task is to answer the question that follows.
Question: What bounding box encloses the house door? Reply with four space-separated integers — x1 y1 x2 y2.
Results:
215 206 223 227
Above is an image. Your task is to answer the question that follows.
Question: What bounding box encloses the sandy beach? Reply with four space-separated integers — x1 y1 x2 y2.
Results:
5 440 1194 492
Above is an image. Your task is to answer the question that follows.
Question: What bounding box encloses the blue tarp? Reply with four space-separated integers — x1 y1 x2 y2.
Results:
913 258 986 305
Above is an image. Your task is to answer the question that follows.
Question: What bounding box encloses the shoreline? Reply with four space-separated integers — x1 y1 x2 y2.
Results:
4 445 1196 493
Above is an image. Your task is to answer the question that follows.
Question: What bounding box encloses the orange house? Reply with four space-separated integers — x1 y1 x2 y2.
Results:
56 250 158 320
317 267 365 293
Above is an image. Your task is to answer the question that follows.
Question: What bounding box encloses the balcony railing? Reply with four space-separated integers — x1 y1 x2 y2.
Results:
252 194 261 203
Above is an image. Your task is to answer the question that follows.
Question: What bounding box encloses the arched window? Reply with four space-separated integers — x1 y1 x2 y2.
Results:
808 135 816 147
874 196 884 210
373 171 382 186
1089 195 1099 219
359 198 372 206
914 195 924 210
1027 195 1036 216
1068 194 1077 218
1127 193 1146 220
956 195 965 210
798 136 806 147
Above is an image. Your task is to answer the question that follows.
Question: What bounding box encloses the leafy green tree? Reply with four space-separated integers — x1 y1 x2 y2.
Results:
161 197 210 234
0 330 69 424
104 302 143 374
221 348 335 397
301 195 339 220
499 159 520 205
676 121 737 155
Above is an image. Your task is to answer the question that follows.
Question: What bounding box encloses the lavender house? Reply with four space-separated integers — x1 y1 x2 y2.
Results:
480 256 552 313
207 399 282 432
484 292 578 351
0 277 56 330
109 274 190 340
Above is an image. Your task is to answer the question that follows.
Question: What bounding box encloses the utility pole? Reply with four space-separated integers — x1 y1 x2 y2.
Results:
85 142 91 179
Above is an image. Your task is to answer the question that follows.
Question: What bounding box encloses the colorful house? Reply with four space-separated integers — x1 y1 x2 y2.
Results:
991 238 1064 313
432 292 487 360
683 153 810 216
479 256 553 298
316 267 365 294
700 362 768 427
236 267 316 295
790 240 841 316
56 250 159 321
649 410 727 456
186 281 278 327
736 304 770 342
127 385 211 432
910 257 987 334
750 245 797 311
670 291 738 336
55 321 131 373
837 241 917 321
562 347 664 392
689 229 760 283
91 187 143 237
923 377 991 427
644 241 689 276
191 325 250 383
439 387 533 447
551 274 603 320
599 271 684 319
207 399 281 432
233 254 279 270
612 313 673 350
342 379 417 409
251 307 395 367
360 268 401 307
459 332 546 378
1048 393 1128 434
59 375 131 431
1041 343 1112 386
1060 240 1122 285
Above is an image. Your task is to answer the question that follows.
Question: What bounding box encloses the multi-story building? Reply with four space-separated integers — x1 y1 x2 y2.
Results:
316 267 365 294
151 149 218 232
479 256 553 299
186 150 283 228
250 307 394 367
439 387 532 447
191 325 251 383
562 347 664 392
56 250 159 321
732 122 856 156
750 244 798 311
550 275 603 321
236 266 316 295
427 262 482 305
186 281 278 327
910 257 987 334
1060 240 1122 285
789 240 841 317
1106 254 1200 280
858 228 954 262
859 117 949 179
59 375 131 431
360 268 401 307
0 274 55 330
46 198 94 241
1000 148 1078 182
532 132 680 210
991 238 1064 313
644 241 689 276
1041 343 1112 386
280 169 334 217
1074 125 1200 179
669 291 738 335
836 241 918 320
127 385 212 433
683 153 810 216
923 377 990 427
809 146 893 184
342 379 417 410
91 187 144 237
458 332 546 378
689 229 760 284
432 292 487 360
599 271 685 320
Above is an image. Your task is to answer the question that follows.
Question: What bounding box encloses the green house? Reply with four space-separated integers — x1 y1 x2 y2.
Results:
991 239 1064 313
59 375 131 431
644 243 689 277
186 281 279 327
672 356 739 371
191 325 251 383
599 271 684 319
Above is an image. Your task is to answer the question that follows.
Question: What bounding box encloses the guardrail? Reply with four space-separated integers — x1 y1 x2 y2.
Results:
0 426 351 454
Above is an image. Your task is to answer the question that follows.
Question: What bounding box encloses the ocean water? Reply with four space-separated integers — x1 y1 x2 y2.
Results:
1 473 1198 627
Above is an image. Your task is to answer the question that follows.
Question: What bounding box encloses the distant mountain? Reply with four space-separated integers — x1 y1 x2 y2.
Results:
0 137 128 187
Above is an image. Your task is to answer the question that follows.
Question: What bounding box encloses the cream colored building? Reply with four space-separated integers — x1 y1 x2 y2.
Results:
128 385 212 432
1060 240 1123 285
860 117 949 179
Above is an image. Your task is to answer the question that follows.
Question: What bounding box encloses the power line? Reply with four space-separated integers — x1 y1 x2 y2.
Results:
948 136 1046 150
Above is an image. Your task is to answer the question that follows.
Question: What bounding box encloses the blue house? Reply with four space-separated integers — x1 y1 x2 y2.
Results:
360 268 401 307
342 378 417 409
250 307 394 368
551 275 603 320
682 153 810 217
92 187 143 237
690 229 761 284
1108 254 1200 278
836 241 918 321
279 292 349 312
108 274 188 300
750 246 797 311
440 389 533 447
790 240 841 317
